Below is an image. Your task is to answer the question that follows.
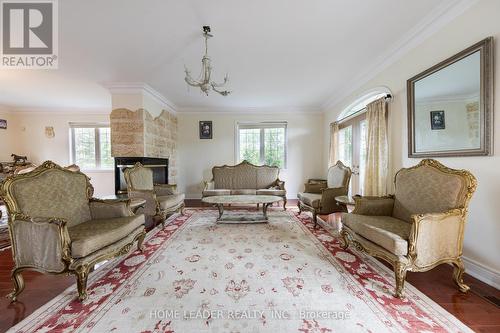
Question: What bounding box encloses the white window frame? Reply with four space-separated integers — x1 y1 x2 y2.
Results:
235 121 288 169
69 122 112 170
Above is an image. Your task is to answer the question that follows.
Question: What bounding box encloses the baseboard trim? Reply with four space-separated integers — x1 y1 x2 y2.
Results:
463 256 500 290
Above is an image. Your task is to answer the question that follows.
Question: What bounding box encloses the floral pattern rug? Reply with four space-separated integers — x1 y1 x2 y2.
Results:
8 208 472 333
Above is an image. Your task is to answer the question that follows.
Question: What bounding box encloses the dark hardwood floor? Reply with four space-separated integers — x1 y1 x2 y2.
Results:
0 202 498 332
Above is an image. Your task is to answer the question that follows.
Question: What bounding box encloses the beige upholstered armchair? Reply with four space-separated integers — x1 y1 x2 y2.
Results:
124 162 185 228
340 159 477 298
0 161 146 302
297 160 352 227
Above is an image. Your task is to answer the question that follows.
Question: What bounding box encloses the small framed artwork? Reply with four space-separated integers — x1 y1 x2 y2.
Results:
0 119 6 129
430 110 445 130
199 121 213 139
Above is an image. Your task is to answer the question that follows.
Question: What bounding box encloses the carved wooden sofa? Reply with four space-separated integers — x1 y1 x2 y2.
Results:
340 159 476 298
0 161 146 301
202 160 287 210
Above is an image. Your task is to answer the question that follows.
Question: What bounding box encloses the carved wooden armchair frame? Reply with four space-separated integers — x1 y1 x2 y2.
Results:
340 159 477 298
124 162 185 228
0 161 146 302
298 160 352 227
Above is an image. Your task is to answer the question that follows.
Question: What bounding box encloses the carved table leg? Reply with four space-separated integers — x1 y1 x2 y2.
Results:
216 204 224 220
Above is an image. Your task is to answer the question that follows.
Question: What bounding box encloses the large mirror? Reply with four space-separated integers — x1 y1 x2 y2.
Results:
407 37 493 157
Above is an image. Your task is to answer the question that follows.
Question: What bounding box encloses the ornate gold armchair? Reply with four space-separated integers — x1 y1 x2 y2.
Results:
297 160 352 227
340 159 476 298
0 161 146 302
124 162 185 228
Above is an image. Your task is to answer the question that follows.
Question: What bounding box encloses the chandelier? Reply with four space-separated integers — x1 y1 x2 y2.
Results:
184 26 231 96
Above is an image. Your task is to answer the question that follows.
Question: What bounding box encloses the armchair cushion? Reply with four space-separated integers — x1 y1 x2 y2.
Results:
256 189 286 196
202 189 231 197
342 214 410 256
154 184 175 196
304 182 327 193
297 192 321 209
68 215 145 258
352 196 395 216
158 193 185 210
89 200 132 220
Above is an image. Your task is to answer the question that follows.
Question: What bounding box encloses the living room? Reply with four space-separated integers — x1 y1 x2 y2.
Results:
0 0 499 332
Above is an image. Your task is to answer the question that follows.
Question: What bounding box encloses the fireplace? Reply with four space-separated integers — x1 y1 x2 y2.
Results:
114 157 169 195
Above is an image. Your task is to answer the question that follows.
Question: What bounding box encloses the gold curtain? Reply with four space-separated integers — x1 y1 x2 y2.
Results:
363 98 388 196
328 122 339 167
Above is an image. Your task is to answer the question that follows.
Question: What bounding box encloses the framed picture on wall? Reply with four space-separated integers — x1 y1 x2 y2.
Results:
199 121 213 139
430 110 445 130
0 119 6 129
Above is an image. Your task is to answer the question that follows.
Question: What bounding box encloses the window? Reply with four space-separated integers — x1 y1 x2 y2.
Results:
70 123 113 170
236 122 287 168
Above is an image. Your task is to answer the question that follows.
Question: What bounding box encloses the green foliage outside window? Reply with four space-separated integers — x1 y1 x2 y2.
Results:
238 125 286 168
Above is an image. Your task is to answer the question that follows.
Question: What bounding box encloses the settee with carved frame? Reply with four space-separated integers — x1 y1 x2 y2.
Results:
0 161 146 302
202 160 287 210
124 162 185 228
340 159 477 298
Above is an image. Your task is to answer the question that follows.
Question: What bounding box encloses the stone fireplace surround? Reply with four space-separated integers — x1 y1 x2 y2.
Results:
110 108 178 187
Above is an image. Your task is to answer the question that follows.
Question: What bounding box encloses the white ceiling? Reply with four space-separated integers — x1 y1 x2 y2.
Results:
0 0 474 112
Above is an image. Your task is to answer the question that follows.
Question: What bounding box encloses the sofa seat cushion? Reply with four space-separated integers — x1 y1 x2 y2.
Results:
342 214 410 256
158 193 185 210
230 189 257 195
256 189 286 196
297 192 321 208
68 215 145 258
202 189 231 197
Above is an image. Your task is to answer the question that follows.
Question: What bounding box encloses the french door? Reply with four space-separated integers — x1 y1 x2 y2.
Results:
337 114 367 196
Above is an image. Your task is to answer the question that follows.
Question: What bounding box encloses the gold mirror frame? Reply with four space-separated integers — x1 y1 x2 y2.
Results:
407 37 494 157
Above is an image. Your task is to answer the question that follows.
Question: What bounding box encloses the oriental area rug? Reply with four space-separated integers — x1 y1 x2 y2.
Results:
8 209 472 333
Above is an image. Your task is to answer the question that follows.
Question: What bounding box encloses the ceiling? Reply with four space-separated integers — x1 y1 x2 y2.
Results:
0 0 473 112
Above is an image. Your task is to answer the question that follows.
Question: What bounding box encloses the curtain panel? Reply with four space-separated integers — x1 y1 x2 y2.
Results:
328 122 339 167
363 98 388 196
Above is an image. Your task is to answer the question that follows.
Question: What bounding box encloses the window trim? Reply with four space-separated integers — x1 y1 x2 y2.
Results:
69 122 112 171
235 121 288 169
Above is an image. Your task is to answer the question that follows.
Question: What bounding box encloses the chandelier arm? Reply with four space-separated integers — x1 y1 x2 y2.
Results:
185 75 202 87
211 84 231 96
211 74 229 88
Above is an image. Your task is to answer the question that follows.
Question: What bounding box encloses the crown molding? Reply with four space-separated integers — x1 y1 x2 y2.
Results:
0 106 111 115
321 0 479 111
176 105 323 115
102 82 178 114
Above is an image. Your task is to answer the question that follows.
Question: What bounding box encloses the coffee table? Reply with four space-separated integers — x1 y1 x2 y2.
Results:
202 195 282 223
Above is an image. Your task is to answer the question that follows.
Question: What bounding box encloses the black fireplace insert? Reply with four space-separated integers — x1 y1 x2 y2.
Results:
114 157 168 195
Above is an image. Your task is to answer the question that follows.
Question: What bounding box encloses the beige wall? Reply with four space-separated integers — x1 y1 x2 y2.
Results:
323 0 500 286
178 112 324 199
0 110 22 161
1 110 114 197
